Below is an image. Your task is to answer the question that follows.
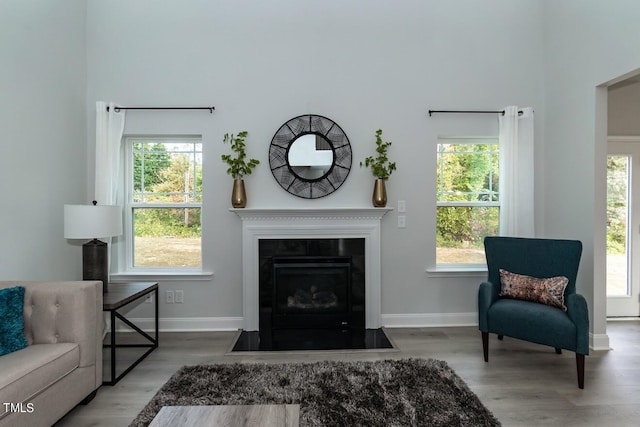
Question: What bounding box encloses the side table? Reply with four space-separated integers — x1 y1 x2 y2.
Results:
103 282 159 385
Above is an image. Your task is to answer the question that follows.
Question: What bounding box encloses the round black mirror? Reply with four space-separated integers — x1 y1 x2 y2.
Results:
269 115 352 199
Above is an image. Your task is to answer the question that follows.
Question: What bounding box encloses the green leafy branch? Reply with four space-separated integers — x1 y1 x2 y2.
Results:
221 131 260 179
360 129 397 180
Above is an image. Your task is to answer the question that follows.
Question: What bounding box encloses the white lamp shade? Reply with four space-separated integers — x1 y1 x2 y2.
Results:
64 204 123 239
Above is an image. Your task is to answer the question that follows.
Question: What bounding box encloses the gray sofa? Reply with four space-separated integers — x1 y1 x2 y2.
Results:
0 281 103 427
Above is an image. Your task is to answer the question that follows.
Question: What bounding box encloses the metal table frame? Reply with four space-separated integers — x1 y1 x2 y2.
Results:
102 282 159 385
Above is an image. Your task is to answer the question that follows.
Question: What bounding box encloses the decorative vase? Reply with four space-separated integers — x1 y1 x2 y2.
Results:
231 179 247 208
372 179 387 207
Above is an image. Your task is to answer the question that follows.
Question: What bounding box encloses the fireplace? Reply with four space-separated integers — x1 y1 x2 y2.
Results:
230 207 393 351
253 239 369 350
272 256 352 329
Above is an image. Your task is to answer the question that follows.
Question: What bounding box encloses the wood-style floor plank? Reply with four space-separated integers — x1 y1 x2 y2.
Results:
55 320 640 426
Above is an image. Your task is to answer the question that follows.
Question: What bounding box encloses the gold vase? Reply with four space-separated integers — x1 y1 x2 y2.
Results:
231 179 247 208
372 179 387 207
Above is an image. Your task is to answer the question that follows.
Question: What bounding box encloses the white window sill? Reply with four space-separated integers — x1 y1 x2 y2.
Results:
111 270 214 282
425 266 488 278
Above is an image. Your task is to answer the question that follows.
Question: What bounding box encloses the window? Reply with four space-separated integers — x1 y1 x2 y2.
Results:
436 137 499 265
606 155 629 297
125 136 202 269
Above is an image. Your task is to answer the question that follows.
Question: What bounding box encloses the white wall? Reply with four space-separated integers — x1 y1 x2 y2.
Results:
0 1 87 280
84 0 546 325
542 0 640 348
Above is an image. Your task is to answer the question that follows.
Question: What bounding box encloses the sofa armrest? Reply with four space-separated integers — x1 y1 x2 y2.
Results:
566 292 589 355
0 281 103 388
478 280 500 332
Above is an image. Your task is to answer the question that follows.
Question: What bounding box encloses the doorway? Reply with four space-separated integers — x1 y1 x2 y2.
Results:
607 138 640 316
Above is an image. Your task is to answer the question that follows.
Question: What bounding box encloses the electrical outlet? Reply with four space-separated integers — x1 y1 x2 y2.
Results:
166 290 174 304
145 294 153 304
398 200 406 213
175 290 184 303
398 215 406 228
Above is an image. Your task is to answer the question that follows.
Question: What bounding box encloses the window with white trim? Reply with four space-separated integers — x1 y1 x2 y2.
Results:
436 137 499 265
124 136 202 270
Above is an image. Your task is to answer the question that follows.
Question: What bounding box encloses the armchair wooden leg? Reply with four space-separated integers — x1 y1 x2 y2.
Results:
482 332 489 362
576 353 585 389
555 348 562 354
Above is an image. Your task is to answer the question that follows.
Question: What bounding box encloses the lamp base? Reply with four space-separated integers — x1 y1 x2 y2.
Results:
83 239 109 293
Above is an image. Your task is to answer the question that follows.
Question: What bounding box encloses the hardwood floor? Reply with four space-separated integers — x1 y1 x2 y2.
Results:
56 320 640 426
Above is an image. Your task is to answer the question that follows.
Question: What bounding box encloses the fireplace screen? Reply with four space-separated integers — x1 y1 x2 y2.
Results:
273 257 351 316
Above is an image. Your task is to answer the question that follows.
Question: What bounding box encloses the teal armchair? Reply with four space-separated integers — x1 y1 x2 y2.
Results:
478 237 589 388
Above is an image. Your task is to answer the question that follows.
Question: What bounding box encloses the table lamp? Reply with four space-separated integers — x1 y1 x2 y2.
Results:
64 201 123 293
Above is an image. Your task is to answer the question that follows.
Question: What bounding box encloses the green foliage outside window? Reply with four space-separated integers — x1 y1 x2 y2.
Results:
132 141 202 238
607 156 628 255
436 147 630 260
133 208 200 238
133 143 171 191
436 143 499 250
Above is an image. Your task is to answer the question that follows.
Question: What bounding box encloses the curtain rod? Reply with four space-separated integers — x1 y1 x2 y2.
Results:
106 106 215 114
428 109 524 117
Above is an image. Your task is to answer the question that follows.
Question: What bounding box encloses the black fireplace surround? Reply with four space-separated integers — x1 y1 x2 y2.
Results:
232 238 392 351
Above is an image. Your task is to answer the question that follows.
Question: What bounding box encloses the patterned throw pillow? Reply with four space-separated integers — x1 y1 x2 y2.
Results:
499 269 569 311
0 286 29 356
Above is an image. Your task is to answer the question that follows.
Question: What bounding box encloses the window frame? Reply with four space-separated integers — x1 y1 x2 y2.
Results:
122 135 203 273
435 136 500 268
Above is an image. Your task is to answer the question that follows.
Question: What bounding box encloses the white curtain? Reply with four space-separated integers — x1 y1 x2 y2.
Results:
499 106 535 237
95 101 125 205
95 102 125 336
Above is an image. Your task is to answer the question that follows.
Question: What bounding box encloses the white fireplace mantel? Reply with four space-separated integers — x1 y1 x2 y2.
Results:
231 207 393 331
230 207 393 221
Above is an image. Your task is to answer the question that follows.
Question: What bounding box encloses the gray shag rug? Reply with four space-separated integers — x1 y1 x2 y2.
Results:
130 358 500 426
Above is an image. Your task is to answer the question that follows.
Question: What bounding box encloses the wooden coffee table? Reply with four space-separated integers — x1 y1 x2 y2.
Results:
149 404 299 427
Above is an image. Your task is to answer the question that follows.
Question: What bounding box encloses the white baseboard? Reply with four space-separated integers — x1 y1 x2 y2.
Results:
381 312 477 328
112 316 243 333
590 333 610 351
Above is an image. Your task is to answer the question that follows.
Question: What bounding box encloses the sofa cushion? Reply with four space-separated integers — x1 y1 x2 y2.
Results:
0 343 79 406
0 286 28 356
499 269 569 311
